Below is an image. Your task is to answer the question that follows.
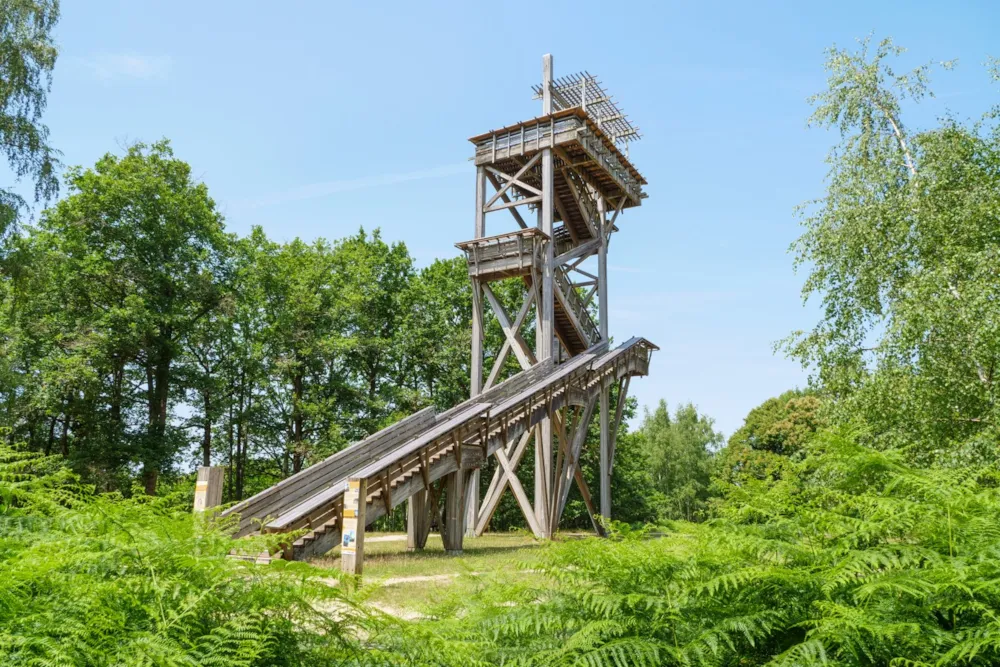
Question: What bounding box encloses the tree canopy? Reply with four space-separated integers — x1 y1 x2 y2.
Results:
0 0 60 235
634 400 722 521
787 37 1000 461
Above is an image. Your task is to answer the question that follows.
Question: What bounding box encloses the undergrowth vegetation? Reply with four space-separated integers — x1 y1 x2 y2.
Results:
4 18 1000 667
422 430 1000 666
0 444 424 666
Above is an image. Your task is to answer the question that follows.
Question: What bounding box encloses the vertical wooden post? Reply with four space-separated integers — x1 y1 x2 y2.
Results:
340 478 367 575
535 53 555 538
467 165 487 536
407 489 429 551
597 195 612 521
193 466 224 513
599 385 611 520
464 469 479 538
442 470 465 554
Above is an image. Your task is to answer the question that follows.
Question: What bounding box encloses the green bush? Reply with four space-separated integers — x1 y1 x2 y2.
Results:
0 445 385 666
432 430 1000 666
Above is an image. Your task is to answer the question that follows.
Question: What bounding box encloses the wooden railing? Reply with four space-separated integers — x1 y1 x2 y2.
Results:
470 111 644 204
555 265 600 346
455 228 548 279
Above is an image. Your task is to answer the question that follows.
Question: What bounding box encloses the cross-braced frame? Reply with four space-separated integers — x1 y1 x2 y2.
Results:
453 54 647 539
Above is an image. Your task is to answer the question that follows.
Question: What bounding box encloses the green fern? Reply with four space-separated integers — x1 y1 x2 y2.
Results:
409 429 1000 666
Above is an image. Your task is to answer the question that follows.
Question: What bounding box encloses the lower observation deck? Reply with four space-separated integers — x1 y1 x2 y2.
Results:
456 228 600 356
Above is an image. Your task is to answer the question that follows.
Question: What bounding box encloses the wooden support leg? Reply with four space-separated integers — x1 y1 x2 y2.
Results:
407 489 429 551
442 470 466 554
193 466 224 513
534 420 553 538
599 385 611 520
340 478 367 576
464 469 479 538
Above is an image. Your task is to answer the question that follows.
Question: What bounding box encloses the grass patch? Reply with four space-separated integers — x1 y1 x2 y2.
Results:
311 531 546 578
309 531 555 616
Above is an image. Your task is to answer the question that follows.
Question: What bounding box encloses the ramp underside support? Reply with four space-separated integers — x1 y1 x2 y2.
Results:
407 489 430 551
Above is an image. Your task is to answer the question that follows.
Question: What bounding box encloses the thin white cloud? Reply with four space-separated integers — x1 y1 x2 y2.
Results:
82 52 172 81
242 163 468 209
608 264 644 273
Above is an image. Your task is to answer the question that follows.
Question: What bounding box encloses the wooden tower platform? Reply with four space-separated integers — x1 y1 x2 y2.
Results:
458 56 649 539
212 55 656 575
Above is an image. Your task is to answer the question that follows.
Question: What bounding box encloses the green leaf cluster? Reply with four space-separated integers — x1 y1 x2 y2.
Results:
424 430 1000 666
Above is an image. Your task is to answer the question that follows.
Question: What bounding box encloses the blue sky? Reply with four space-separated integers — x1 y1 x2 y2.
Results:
35 1 999 435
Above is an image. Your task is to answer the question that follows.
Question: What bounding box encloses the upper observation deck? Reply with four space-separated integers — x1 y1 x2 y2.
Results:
469 108 647 221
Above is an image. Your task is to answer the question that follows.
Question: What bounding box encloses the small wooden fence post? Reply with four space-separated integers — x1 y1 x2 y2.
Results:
193 466 224 513
340 478 367 575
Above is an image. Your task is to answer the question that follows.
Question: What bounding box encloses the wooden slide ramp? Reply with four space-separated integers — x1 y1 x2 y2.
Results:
220 337 657 561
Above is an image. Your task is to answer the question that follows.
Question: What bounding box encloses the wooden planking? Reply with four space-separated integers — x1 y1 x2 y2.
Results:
468 108 646 187
269 337 657 560
292 523 342 561
351 403 490 482
264 478 348 531
222 407 435 536
469 112 645 208
437 357 554 423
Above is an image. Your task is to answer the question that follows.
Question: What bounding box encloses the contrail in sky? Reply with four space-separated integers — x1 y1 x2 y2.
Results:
242 163 468 209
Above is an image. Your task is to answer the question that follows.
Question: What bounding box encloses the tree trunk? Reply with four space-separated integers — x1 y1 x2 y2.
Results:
292 372 304 473
142 468 158 495
144 343 173 496
235 370 246 500
59 415 69 458
227 401 234 501
45 415 56 456
202 390 211 467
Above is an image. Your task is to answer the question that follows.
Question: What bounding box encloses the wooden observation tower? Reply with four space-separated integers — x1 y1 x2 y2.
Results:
213 55 654 573
457 54 648 538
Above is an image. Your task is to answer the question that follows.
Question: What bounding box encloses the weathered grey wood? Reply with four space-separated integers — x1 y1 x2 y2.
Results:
437 354 553 423
264 479 348 531
599 385 611 519
484 153 540 210
352 403 489 481
222 407 434 536
484 171 529 229
194 466 224 513
483 284 536 370
486 164 542 197
609 375 630 475
471 280 484 395
597 184 611 523
292 520 341 561
407 490 429 550
554 238 600 267
555 397 598 521
278 338 656 561
467 167 485 538
476 429 533 535
442 470 465 553
485 194 542 214
340 478 366 575
574 461 605 536
536 56 557 539
553 271 598 348
485 290 535 390
495 434 543 536
222 46 665 565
